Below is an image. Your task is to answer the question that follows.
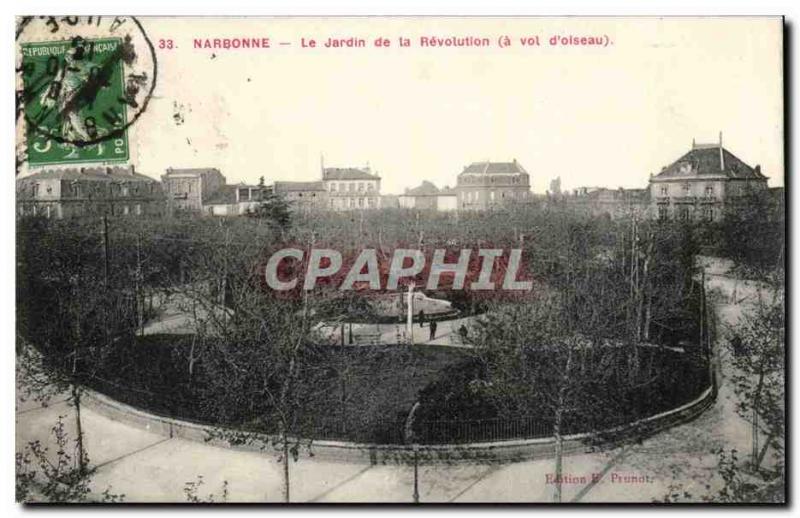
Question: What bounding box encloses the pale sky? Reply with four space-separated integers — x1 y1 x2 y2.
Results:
20 16 785 193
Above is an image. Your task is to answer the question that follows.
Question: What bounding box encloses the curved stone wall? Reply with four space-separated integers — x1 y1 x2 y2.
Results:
82 380 716 464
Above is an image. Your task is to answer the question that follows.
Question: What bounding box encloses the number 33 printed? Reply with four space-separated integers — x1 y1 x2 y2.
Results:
158 39 175 49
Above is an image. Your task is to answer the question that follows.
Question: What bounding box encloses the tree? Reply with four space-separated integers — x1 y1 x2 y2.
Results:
17 216 140 477
728 279 784 475
247 191 292 233
469 293 628 502
171 228 328 503
16 416 124 503
719 189 785 278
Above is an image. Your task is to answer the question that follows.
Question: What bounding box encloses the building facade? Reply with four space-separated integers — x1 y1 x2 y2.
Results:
271 181 329 211
399 181 439 210
16 165 164 219
204 183 265 216
455 160 532 210
161 167 227 212
649 135 769 222
564 187 650 219
436 187 458 211
399 181 457 211
323 167 381 210
380 194 400 209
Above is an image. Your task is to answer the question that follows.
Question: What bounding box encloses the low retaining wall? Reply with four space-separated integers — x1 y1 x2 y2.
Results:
82 382 716 464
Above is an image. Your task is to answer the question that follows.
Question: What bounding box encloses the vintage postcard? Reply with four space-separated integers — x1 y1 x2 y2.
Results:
14 15 785 504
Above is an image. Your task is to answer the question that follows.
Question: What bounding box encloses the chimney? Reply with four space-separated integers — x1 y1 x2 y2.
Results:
692 137 696 149
129 164 135 174
719 131 725 171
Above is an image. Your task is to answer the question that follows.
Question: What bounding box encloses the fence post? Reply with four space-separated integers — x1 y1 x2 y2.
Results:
412 444 420 503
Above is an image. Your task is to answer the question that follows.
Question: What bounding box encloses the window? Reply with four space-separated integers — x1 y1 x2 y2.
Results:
490 191 496 201
704 185 714 197
123 205 130 215
339 183 345 191
330 183 337 192
135 204 142 215
658 206 668 221
660 186 668 196
358 197 364 207
367 183 374 191
32 184 39 198
682 183 690 194
679 207 690 221
358 182 364 191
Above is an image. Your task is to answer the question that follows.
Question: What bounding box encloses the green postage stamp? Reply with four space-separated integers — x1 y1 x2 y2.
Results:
20 37 130 166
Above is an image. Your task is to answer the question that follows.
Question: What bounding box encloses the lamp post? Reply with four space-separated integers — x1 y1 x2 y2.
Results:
406 283 415 346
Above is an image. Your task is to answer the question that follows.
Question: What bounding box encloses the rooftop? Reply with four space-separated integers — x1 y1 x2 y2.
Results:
653 137 767 181
403 180 440 196
163 167 223 177
460 160 528 176
203 185 238 205
273 180 327 192
323 167 380 181
20 165 157 183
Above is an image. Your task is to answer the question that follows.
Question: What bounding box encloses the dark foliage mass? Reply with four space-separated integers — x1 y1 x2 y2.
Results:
17 204 749 445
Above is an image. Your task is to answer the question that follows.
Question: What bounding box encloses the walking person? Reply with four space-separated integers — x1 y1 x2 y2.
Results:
429 320 437 341
458 324 468 344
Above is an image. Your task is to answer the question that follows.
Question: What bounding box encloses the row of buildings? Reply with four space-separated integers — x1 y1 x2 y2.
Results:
556 134 776 221
16 158 533 218
16 135 777 222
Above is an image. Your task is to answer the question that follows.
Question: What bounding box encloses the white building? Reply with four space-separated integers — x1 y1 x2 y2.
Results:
398 181 457 211
323 166 381 210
